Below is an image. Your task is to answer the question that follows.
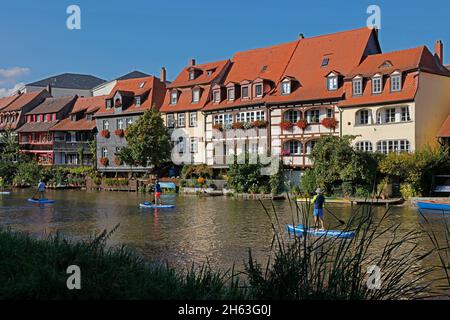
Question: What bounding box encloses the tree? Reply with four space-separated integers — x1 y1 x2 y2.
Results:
0 128 20 184
118 108 171 170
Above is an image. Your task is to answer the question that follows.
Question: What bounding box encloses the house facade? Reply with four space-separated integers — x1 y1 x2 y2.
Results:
438 115 450 148
340 41 450 153
50 96 105 166
94 75 166 173
16 96 77 164
160 59 231 166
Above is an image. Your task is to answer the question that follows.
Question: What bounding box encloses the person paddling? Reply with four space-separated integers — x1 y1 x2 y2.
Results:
312 188 326 230
154 179 162 205
36 179 46 200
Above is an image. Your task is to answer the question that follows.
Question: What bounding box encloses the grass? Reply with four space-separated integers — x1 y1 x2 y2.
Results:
0 200 448 300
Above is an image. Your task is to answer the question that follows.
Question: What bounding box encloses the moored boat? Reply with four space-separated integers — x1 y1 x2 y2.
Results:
417 200 450 212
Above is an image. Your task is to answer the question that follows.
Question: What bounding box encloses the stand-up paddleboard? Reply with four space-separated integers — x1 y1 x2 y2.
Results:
287 224 355 239
139 202 175 209
27 198 55 204
0 191 11 195
417 201 450 213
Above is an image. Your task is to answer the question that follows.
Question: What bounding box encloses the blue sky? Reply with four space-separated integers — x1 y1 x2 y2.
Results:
1 0 450 96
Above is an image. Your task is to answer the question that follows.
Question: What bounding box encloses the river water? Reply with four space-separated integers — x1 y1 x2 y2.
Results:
0 189 448 293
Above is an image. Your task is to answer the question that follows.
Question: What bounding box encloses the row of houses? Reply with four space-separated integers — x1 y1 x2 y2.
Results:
1 27 450 179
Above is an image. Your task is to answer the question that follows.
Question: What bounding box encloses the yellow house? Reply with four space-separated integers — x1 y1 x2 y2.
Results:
339 42 450 153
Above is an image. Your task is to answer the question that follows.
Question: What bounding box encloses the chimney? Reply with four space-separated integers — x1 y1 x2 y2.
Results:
160 67 167 83
46 84 52 96
190 59 196 66
435 40 443 65
299 33 305 39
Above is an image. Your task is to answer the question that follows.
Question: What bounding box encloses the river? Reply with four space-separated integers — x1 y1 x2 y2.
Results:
0 189 448 294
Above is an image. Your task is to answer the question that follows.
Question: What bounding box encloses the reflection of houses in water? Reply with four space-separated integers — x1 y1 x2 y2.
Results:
431 175 450 197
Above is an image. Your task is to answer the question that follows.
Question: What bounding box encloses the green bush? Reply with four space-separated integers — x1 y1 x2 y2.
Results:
13 162 42 186
300 169 317 196
227 161 268 193
103 178 129 186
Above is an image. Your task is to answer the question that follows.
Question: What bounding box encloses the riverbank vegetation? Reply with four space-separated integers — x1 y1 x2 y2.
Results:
0 201 447 299
301 136 450 199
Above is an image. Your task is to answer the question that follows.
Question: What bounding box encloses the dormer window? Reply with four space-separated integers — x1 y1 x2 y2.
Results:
242 86 249 99
70 114 77 122
227 88 235 101
255 84 263 98
281 81 291 95
321 57 330 67
189 71 196 80
114 98 122 108
213 90 221 103
139 82 145 88
192 89 200 103
135 96 141 106
352 77 363 96
171 90 178 105
391 73 402 92
327 75 338 91
106 100 112 109
372 75 383 94
86 114 93 121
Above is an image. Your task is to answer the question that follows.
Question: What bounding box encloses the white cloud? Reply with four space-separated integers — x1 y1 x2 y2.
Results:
0 83 24 98
0 67 30 79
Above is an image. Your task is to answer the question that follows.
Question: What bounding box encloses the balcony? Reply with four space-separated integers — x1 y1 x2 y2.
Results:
53 141 91 152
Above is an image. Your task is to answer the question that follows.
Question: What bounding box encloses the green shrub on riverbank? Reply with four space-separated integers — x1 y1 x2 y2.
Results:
0 228 243 300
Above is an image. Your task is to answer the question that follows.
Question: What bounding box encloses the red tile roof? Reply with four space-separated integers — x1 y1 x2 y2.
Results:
70 95 106 115
50 117 96 132
0 95 19 111
339 46 450 108
167 60 230 89
27 96 77 115
95 76 166 116
1 90 49 112
438 115 450 138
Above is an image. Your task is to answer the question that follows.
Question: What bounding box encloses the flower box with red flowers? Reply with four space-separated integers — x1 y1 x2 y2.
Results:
296 119 309 130
115 129 125 137
321 117 338 129
232 122 245 130
280 121 293 131
252 120 268 128
101 130 110 138
99 157 109 166
212 124 223 131
113 157 121 166
281 150 291 156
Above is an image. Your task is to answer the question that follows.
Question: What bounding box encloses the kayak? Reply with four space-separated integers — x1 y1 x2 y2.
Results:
139 202 175 209
417 201 450 212
287 224 356 239
27 198 55 204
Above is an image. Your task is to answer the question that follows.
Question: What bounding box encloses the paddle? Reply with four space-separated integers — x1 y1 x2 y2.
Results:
31 189 39 200
325 207 346 225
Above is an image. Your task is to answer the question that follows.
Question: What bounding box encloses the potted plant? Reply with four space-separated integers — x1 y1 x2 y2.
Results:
212 124 223 131
232 122 245 130
296 119 309 130
115 129 125 137
99 157 109 166
321 117 338 129
252 120 268 128
113 156 121 166
101 130 110 138
281 149 291 156
280 120 293 131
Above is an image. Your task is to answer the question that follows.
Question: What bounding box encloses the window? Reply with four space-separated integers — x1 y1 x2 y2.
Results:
307 140 317 154
103 120 109 130
139 82 145 88
372 76 383 94
401 107 411 122
284 141 302 155
171 91 178 104
236 112 245 123
126 118 133 128
227 88 235 101
355 141 373 152
249 141 258 154
167 114 175 128
52 114 57 121
327 108 333 118
224 114 233 124
321 57 330 67
189 112 197 127
86 114 93 121
284 110 301 123
101 148 108 158
106 100 112 109
242 86 249 99
384 108 396 123
70 114 77 122
358 109 370 125
213 90 221 103
281 81 291 95
328 76 338 91
135 96 141 106
377 140 410 154
190 138 198 153
255 84 263 97
307 109 320 123
117 119 124 130
177 137 185 153
246 112 256 123
255 110 265 121
189 71 195 80
391 74 402 92
192 89 200 103
353 78 363 95
177 113 185 127
213 114 224 124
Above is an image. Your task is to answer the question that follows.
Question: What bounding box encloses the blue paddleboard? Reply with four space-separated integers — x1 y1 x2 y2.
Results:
0 191 11 195
139 202 175 209
28 198 55 204
287 224 355 239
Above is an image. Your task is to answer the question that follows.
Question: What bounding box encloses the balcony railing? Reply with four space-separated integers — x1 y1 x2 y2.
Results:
53 141 91 152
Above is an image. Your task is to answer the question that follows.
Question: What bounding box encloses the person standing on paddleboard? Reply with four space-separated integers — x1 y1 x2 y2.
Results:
312 188 325 230
37 179 46 200
154 179 162 205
